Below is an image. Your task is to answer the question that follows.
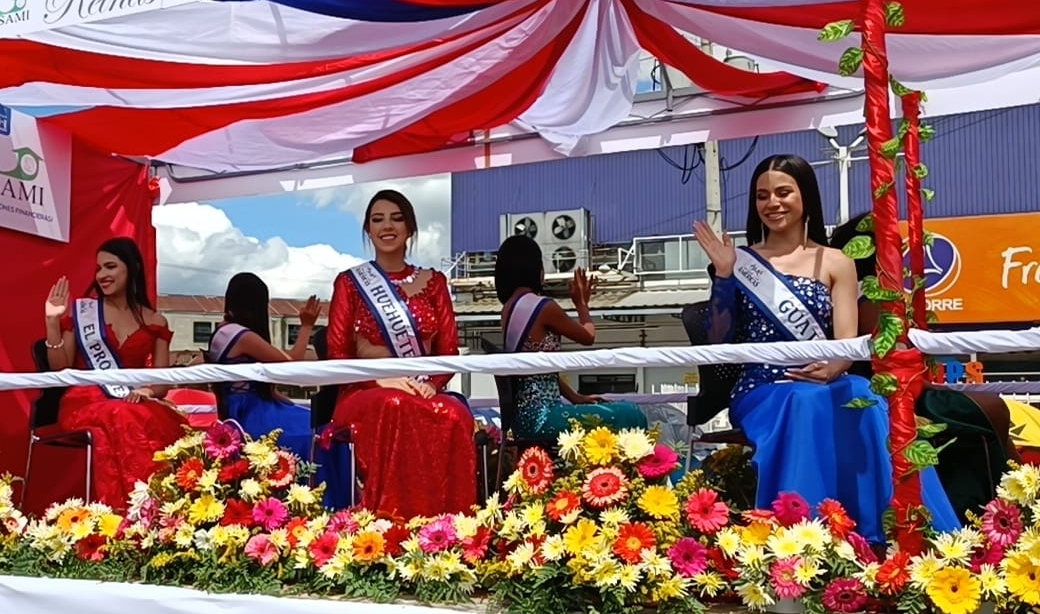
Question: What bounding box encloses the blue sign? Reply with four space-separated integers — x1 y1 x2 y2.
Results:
0 105 10 137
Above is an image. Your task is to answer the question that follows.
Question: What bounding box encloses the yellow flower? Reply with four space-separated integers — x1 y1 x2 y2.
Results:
563 518 598 556
932 531 974 566
582 427 619 465
693 571 726 597
617 564 641 592
742 521 772 546
736 582 774 608
196 469 219 493
520 504 544 529
352 531 385 563
97 513 123 539
789 519 830 553
55 507 91 533
615 428 654 461
716 527 741 557
557 428 585 461
453 515 479 540
541 535 566 562
638 486 679 520
506 541 536 572
599 507 630 527
977 564 1006 599
1003 551 1040 605
910 551 945 589
766 528 802 558
187 494 225 525
651 575 688 602
286 484 316 507
925 567 981 614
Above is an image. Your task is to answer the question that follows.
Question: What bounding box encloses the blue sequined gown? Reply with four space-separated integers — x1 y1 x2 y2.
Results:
708 273 960 542
514 332 647 439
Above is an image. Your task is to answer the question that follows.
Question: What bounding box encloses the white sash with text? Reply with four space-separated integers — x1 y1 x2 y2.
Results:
347 262 425 358
73 298 131 399
731 247 827 342
505 293 549 353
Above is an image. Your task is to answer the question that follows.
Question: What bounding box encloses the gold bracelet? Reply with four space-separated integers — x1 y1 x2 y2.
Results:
45 339 64 350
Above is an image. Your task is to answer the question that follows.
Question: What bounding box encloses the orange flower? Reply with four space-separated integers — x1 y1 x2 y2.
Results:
285 517 309 548
612 522 656 564
175 457 206 491
876 551 911 595
56 507 91 532
818 498 856 538
546 491 580 522
352 531 385 563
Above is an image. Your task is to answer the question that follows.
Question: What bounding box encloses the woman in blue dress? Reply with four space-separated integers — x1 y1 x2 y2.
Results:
692 154 959 543
494 235 646 440
207 272 349 508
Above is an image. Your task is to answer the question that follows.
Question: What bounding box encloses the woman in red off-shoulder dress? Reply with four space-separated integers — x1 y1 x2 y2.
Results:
43 238 188 509
327 190 475 520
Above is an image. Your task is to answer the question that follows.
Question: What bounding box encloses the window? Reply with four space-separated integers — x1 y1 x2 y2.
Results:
287 324 302 346
192 321 214 344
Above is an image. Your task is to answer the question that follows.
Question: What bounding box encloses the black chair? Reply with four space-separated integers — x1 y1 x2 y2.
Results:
21 339 93 509
679 301 748 471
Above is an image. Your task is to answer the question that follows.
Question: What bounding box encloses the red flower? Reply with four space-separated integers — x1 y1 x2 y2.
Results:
708 546 740 581
218 458 251 483
822 578 868 613
771 492 810 526
581 467 629 509
285 517 309 548
175 457 206 491
875 551 911 595
817 498 857 538
684 489 730 534
267 450 297 489
75 535 108 562
382 524 411 558
462 526 492 565
612 523 657 564
545 491 580 522
309 532 339 567
220 499 255 527
517 447 554 495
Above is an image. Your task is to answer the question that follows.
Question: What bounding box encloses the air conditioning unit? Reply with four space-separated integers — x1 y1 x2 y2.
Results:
542 209 590 274
500 212 546 244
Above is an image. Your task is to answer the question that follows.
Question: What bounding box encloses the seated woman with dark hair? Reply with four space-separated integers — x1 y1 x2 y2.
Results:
494 235 646 440
830 213 1019 521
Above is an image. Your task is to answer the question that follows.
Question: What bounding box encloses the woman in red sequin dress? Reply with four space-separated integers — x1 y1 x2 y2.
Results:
43 238 188 509
327 190 475 519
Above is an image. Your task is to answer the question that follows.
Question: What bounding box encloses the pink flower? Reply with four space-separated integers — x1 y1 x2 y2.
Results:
252 497 289 531
771 492 810 526
327 510 360 534
684 488 730 534
308 532 339 567
418 516 459 554
637 445 680 480
667 537 709 577
822 578 868 613
970 542 1005 573
203 421 243 460
244 534 280 567
846 532 878 564
770 556 807 600
981 499 1024 547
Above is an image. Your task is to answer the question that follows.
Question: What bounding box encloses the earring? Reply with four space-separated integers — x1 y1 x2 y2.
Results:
803 217 810 247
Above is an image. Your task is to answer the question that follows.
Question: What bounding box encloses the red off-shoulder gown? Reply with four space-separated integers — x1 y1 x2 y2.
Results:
58 318 189 509
327 267 476 519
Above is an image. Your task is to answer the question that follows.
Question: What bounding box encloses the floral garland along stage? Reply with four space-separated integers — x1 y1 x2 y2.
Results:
1 423 1039 614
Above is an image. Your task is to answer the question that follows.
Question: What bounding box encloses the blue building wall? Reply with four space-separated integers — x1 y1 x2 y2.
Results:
451 103 1040 254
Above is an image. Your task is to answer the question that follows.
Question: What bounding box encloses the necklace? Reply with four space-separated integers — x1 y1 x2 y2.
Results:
388 265 417 286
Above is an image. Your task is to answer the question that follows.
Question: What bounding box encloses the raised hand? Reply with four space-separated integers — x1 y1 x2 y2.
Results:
568 267 594 307
299 295 322 327
693 221 737 278
45 276 70 319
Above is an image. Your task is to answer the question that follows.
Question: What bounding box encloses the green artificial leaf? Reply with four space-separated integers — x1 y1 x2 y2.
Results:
870 372 899 396
862 276 903 302
882 507 897 534
838 47 864 76
855 213 875 232
926 310 940 324
842 235 876 260
885 1 906 27
880 137 902 159
897 120 910 139
913 163 929 179
917 421 948 439
873 311 904 358
874 181 893 199
890 77 912 97
913 275 926 291
818 19 856 42
922 187 935 202
919 124 936 141
923 230 935 246
904 439 940 472
844 397 879 409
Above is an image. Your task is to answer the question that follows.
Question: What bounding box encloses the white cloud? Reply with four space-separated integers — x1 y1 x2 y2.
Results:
305 174 451 268
153 202 363 299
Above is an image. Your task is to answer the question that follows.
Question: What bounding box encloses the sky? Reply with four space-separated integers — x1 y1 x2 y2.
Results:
153 173 451 299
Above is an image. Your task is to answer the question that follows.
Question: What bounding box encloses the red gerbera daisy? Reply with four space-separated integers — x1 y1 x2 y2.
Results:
546 491 581 522
267 450 297 489
817 498 857 538
581 467 629 509
613 522 657 564
517 447 554 495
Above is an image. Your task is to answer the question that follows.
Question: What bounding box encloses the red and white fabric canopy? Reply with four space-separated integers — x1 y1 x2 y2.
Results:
1 0 1038 173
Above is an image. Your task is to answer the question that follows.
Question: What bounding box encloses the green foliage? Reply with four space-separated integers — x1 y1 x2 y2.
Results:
885 2 906 27
818 19 856 42
844 397 879 409
855 214 875 232
838 47 864 76
916 421 948 439
874 181 893 199
872 311 904 358
880 137 902 159
913 163 928 179
923 231 935 246
921 187 935 202
904 439 956 474
919 124 936 141
842 235 876 260
861 276 903 302
870 372 899 396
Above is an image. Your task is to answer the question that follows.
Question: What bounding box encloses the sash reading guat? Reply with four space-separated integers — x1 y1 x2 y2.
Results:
731 247 828 342
504 293 550 353
347 261 425 358
72 298 132 399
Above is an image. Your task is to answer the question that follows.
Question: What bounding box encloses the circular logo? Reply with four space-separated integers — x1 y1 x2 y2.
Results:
18 152 37 177
902 232 961 296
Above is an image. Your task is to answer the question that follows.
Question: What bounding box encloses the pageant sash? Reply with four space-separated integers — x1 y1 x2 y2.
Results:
207 323 249 363
72 298 131 399
731 247 827 342
347 261 425 358
504 293 550 353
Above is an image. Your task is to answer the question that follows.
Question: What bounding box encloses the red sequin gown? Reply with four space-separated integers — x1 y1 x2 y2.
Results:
327 266 476 519
58 318 189 509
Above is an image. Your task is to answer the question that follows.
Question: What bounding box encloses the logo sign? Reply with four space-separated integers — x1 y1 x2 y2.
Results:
899 213 1040 325
0 105 10 136
0 0 197 37
0 108 71 243
933 360 984 385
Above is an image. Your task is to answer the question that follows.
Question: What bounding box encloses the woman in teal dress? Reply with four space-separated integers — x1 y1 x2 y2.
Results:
494 235 646 440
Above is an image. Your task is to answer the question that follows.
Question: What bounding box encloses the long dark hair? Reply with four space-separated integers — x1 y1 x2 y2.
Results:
363 189 419 253
91 237 151 324
745 154 829 247
829 212 876 281
494 235 544 304
222 272 274 401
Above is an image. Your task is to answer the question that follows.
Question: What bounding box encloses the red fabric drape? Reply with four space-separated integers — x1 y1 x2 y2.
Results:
0 139 155 514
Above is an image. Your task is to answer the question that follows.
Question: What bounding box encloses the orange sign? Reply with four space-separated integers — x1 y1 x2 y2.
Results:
897 213 1040 325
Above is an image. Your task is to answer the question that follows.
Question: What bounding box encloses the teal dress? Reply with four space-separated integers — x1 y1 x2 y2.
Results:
513 331 646 439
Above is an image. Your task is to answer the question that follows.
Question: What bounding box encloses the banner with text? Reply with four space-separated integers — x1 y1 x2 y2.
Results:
902 213 1040 325
0 0 198 38
0 106 71 242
